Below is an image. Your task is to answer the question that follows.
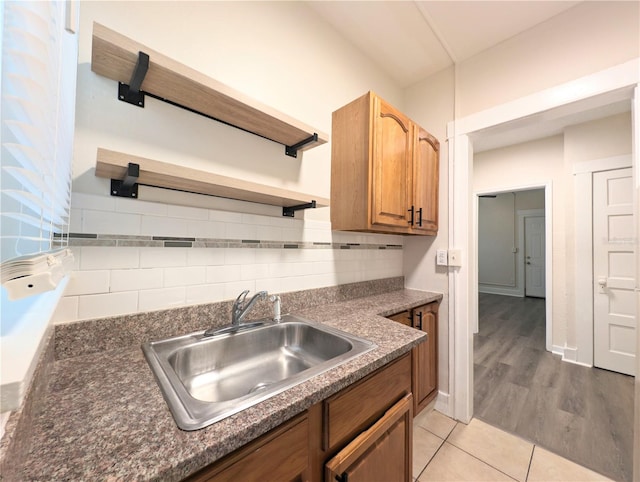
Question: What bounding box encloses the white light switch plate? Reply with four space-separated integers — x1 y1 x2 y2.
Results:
436 249 448 266
448 249 462 267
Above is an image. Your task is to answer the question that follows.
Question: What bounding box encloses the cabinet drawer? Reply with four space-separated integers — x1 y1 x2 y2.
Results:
188 414 308 482
323 354 411 451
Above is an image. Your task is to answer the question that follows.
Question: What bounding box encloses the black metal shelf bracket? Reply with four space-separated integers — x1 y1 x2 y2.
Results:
283 200 316 218
285 133 318 158
110 162 140 198
118 51 149 107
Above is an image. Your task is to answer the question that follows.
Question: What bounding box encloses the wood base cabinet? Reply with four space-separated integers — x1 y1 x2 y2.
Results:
388 302 439 415
331 91 439 236
187 354 412 482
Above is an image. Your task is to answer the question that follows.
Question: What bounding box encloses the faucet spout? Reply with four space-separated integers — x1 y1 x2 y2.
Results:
232 290 268 325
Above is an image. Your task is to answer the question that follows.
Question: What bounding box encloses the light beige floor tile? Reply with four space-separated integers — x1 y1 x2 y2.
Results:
528 447 614 481
417 442 515 481
413 426 444 479
414 408 457 439
447 418 533 482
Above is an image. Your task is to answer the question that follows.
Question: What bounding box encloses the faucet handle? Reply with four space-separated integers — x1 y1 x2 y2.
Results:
234 289 250 307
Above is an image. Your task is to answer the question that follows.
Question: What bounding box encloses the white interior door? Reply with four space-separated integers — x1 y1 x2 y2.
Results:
593 167 636 376
524 216 545 298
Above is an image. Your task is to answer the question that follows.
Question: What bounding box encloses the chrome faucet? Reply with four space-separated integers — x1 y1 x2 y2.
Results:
232 290 268 325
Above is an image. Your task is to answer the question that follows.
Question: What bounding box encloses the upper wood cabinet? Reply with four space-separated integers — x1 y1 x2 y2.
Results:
331 92 439 235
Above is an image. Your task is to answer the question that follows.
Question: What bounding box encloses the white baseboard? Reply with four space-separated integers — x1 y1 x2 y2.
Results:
478 284 523 297
434 391 452 417
552 344 593 367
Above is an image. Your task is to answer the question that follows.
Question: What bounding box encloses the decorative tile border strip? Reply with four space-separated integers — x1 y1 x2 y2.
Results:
54 233 403 250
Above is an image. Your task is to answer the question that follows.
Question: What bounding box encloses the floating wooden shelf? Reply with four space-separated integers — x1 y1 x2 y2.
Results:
95 148 330 210
91 22 328 157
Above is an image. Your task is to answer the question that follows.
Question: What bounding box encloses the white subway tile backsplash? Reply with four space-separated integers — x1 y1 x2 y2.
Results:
282 226 304 242
256 225 283 242
206 265 242 283
80 247 140 270
52 296 78 323
138 287 186 311
187 220 225 238
65 270 110 296
164 266 206 287
241 213 272 226
69 208 82 233
223 280 256 300
63 191 405 324
253 249 282 264
140 215 189 237
224 248 256 265
83 210 141 235
167 204 208 220
115 197 168 216
71 192 115 212
186 249 225 266
140 248 187 268
110 268 163 292
225 222 257 240
209 209 242 223
78 291 139 320
186 283 226 305
254 277 282 294
241 264 270 281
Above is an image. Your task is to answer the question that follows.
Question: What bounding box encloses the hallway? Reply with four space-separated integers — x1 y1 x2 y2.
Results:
474 293 634 482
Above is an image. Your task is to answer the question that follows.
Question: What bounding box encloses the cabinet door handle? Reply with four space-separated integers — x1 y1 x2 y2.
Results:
408 312 413 325
417 207 423 227
416 311 423 330
408 206 415 225
336 472 349 482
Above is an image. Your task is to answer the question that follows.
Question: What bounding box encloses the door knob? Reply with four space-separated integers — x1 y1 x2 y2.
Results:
526 261 531 265
598 278 607 293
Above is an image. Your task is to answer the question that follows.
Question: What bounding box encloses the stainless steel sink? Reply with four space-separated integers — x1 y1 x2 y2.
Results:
142 314 375 430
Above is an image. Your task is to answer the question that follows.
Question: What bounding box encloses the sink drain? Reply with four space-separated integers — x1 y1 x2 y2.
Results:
249 381 274 394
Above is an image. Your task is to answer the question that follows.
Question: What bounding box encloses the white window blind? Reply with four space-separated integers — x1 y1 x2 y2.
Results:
1 1 76 266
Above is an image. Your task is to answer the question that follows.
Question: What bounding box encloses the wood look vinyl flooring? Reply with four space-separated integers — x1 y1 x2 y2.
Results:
474 293 635 482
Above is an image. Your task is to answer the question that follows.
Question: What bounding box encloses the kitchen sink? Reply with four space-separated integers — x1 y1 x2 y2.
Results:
142 314 375 430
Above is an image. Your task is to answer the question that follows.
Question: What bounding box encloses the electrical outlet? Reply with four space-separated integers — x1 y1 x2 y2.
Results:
448 249 462 267
436 249 448 266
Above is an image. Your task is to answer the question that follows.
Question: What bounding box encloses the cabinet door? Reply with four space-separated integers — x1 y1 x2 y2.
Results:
387 310 412 327
325 394 413 482
412 128 439 234
413 304 438 414
371 96 413 229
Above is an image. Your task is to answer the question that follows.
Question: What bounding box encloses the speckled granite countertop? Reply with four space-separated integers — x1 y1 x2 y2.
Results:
7 288 441 481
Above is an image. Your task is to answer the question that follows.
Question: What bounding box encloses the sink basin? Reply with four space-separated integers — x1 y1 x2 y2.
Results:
142 314 375 430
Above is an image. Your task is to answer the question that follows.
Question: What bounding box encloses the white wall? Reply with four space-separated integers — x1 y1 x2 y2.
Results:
73 1 403 216
478 190 545 296
456 1 640 117
402 66 454 396
478 193 517 290
56 1 409 323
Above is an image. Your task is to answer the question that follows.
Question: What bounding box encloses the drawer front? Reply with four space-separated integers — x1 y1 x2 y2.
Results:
189 415 308 482
324 353 411 451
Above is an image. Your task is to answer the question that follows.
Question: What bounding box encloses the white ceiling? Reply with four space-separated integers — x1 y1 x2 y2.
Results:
307 1 581 87
307 1 632 151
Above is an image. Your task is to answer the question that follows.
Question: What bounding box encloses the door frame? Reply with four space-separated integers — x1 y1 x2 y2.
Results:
574 155 632 367
447 59 639 425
